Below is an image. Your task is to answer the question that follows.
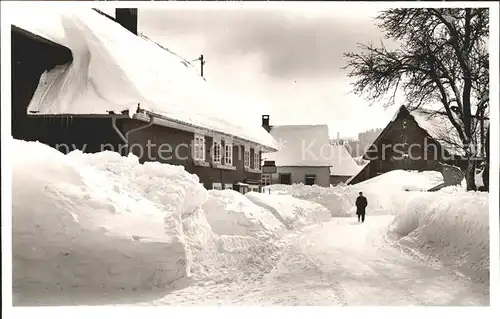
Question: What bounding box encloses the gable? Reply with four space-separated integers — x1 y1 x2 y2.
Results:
362 106 469 160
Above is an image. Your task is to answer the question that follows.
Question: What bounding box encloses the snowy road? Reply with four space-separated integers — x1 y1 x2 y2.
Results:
143 215 489 306
16 215 488 306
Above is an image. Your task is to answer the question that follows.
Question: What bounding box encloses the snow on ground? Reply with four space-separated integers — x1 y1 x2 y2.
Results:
245 192 333 229
388 189 489 283
263 170 488 285
356 170 443 192
12 139 284 304
264 184 354 217
265 170 444 216
136 216 488 306
12 140 189 295
202 190 285 238
12 141 488 305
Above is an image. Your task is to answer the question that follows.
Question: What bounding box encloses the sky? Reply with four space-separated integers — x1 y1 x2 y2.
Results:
136 3 405 140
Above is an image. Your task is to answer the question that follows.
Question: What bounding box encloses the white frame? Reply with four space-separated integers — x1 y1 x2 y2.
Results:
224 142 233 166
212 182 222 190
193 134 206 162
253 149 260 170
212 139 221 164
244 146 251 168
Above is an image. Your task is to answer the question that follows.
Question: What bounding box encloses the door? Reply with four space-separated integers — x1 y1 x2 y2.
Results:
279 173 292 185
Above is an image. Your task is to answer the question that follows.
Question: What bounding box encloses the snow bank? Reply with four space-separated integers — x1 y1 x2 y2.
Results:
265 184 353 217
356 170 443 192
202 190 285 238
388 189 489 283
12 140 189 293
245 192 332 229
266 170 444 216
12 139 289 299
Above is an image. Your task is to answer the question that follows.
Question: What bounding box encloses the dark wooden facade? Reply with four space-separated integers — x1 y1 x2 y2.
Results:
122 120 263 190
348 106 467 185
11 24 264 191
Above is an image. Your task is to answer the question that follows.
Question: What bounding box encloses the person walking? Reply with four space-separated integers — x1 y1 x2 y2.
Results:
355 192 368 223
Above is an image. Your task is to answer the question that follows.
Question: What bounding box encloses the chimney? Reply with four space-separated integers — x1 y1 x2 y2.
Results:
115 8 138 35
262 115 271 132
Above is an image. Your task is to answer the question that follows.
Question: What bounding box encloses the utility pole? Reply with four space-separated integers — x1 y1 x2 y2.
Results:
200 54 205 77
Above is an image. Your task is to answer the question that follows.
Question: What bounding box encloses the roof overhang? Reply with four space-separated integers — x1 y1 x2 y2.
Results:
27 109 278 152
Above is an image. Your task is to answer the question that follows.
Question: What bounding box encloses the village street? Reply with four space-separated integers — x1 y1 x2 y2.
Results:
136 216 489 306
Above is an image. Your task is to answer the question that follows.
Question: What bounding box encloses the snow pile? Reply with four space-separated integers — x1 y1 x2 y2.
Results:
202 190 285 238
245 192 332 229
356 170 443 192
264 183 398 216
12 140 189 293
12 139 285 298
265 170 445 216
389 189 489 283
265 184 353 217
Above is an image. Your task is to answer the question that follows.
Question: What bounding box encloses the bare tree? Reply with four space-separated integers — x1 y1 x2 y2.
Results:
343 8 489 191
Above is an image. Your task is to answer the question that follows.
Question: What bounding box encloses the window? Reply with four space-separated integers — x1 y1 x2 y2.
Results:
193 134 206 161
212 139 221 164
244 147 251 168
224 143 233 166
224 184 233 190
261 173 271 186
253 150 260 170
212 182 222 190
305 174 316 186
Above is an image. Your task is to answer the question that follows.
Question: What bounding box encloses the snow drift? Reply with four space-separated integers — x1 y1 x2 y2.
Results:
264 172 489 284
12 139 285 298
202 190 285 238
245 192 333 229
12 140 189 293
265 170 444 216
388 189 489 283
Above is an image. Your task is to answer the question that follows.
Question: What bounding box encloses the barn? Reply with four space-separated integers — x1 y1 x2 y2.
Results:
348 105 485 185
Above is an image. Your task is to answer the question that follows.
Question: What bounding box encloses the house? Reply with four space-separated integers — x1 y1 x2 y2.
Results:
348 105 484 185
11 8 278 193
261 115 331 187
327 144 361 185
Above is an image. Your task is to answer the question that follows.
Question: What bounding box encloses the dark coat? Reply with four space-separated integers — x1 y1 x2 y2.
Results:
355 195 368 215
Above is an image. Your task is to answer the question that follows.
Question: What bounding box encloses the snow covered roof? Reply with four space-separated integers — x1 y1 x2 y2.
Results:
408 108 464 156
327 145 361 176
264 125 331 167
382 105 481 157
11 8 278 151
